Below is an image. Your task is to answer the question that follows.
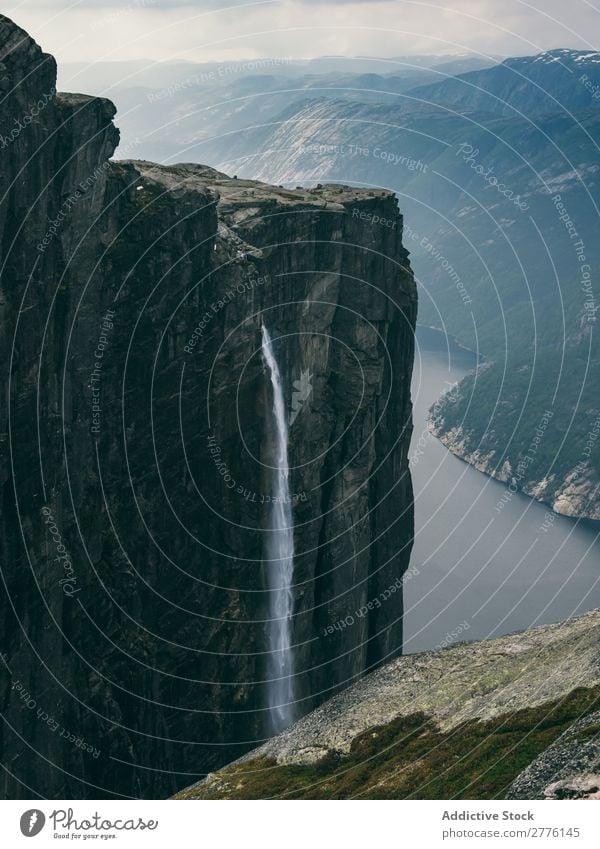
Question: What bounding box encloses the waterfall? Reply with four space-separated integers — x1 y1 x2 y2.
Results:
261 323 296 734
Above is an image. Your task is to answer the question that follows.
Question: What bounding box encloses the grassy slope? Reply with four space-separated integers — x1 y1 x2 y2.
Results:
176 685 600 800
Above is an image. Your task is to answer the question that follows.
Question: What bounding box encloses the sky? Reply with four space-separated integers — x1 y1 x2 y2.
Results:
6 0 600 65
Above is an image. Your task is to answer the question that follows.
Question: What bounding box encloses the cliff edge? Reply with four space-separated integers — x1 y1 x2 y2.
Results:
0 16 416 798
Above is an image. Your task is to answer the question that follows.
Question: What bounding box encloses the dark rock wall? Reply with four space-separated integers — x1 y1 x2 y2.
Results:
0 16 416 798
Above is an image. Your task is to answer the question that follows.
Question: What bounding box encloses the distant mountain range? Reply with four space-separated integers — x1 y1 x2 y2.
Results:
59 52 500 94
412 49 600 116
82 47 600 518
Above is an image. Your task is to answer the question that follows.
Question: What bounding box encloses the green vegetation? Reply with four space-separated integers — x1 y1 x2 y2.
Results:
176 685 600 800
398 109 600 510
573 721 600 743
431 284 600 499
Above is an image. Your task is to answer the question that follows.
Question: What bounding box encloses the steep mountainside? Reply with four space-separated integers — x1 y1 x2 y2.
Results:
59 54 498 98
176 609 600 800
429 325 600 521
411 50 600 117
0 16 416 799
59 67 440 167
170 56 600 520
56 53 500 166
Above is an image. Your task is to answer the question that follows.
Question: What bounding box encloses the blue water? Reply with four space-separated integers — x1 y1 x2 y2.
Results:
404 329 600 653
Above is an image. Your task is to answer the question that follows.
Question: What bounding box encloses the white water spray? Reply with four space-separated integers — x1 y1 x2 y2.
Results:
261 323 296 734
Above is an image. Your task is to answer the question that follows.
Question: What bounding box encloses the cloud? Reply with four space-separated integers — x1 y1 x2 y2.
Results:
7 0 600 64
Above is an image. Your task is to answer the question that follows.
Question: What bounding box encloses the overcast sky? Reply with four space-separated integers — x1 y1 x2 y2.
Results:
7 0 600 64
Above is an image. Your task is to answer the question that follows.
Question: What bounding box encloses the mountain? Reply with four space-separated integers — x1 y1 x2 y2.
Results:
58 53 500 96
410 49 600 116
56 71 437 167
50 44 600 519
0 15 416 798
151 51 599 519
55 54 502 167
176 609 600 799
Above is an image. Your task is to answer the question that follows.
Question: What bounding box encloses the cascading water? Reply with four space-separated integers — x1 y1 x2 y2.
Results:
261 323 296 734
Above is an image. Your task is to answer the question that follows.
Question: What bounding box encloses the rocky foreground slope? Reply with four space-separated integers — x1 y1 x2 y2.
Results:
176 609 600 799
0 16 416 798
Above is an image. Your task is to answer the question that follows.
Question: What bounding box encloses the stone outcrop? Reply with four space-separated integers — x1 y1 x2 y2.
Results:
0 16 416 798
507 710 600 800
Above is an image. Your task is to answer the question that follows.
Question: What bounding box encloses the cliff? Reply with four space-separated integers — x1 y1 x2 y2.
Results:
0 16 416 798
176 609 600 799
165 58 600 524
58 43 600 523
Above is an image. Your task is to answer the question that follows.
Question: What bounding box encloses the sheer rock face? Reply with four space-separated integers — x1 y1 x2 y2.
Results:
0 18 416 798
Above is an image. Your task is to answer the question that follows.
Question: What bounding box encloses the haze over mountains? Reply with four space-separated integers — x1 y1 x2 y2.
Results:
74 47 600 518
59 52 500 95
54 48 600 521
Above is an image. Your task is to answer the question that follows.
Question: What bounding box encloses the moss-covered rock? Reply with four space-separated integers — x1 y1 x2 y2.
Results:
176 686 600 799
175 610 600 799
